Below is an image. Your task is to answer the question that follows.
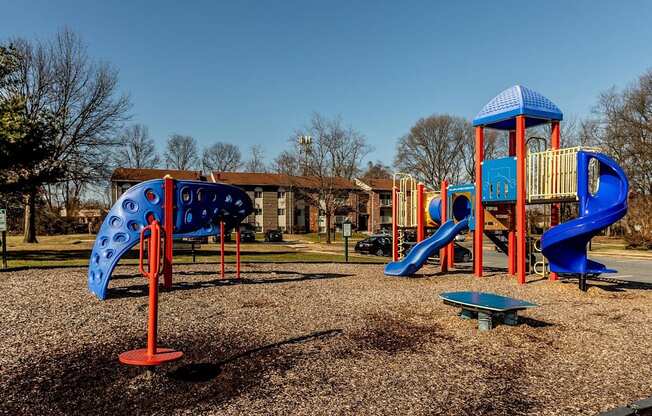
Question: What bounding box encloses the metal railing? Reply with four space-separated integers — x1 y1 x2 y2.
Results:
526 146 600 202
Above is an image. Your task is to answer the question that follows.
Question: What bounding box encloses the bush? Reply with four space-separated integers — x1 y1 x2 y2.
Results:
624 195 652 249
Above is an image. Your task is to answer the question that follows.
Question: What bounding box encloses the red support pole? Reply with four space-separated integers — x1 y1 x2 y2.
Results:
146 223 160 356
220 220 225 279
508 131 517 275
474 126 484 277
447 229 454 269
440 180 448 273
416 183 425 242
392 186 399 261
516 116 527 284
119 221 183 366
163 176 174 290
236 227 241 279
549 121 561 281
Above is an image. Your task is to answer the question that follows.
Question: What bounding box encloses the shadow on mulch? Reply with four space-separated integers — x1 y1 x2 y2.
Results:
455 360 538 415
348 313 456 355
106 271 351 299
169 329 342 383
0 329 341 416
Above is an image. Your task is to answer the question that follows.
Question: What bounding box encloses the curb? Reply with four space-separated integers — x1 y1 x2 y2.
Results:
598 397 652 415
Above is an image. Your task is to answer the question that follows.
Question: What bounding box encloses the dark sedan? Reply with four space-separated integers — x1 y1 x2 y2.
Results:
264 229 283 242
355 235 392 256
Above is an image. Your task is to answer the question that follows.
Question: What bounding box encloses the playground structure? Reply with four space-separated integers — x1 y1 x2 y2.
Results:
88 175 253 365
385 85 629 289
88 176 253 300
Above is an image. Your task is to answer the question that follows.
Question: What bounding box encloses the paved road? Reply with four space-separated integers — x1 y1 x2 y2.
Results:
476 245 652 285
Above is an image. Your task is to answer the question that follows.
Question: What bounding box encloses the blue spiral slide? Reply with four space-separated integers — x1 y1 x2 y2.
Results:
88 179 253 299
384 218 469 276
542 151 628 275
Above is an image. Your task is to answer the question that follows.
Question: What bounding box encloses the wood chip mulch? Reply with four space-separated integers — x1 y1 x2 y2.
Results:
1 263 651 415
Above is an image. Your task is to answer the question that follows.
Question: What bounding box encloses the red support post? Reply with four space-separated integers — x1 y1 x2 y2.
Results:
549 121 561 281
440 180 448 273
236 227 241 279
163 176 174 290
220 220 225 279
516 116 527 284
447 230 454 269
474 126 484 277
119 220 183 366
392 186 399 261
508 131 517 275
416 183 425 242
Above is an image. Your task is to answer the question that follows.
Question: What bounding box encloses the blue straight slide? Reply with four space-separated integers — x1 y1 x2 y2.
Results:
384 218 469 276
541 151 628 275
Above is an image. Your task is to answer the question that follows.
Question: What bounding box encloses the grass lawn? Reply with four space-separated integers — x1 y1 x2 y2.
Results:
1 233 386 268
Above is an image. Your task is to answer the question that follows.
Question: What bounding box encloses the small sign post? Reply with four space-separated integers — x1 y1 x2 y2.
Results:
342 221 352 263
0 209 7 269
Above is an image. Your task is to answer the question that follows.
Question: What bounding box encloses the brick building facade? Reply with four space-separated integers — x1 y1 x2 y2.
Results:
109 167 393 234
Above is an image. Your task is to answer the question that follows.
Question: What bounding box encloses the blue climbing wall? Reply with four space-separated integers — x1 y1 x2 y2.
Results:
88 179 253 299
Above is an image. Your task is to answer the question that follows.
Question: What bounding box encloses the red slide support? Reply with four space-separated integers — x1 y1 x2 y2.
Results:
549 121 560 281
440 180 448 273
416 183 425 242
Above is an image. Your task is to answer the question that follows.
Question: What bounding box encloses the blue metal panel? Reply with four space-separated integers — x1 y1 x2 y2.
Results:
473 85 563 130
439 291 537 312
482 157 517 203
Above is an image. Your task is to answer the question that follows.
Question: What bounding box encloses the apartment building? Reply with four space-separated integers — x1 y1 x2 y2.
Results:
110 168 206 203
212 172 394 233
109 167 394 234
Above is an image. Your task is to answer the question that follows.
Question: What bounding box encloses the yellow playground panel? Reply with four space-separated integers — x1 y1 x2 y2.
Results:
527 146 600 203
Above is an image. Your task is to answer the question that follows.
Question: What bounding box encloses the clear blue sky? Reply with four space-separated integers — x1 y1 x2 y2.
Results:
2 0 652 166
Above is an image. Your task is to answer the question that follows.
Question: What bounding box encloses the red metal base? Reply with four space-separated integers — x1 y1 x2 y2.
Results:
118 348 183 366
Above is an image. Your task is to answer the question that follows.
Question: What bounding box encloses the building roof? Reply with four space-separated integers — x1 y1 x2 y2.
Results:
472 85 563 130
211 171 357 190
111 168 206 182
359 178 393 191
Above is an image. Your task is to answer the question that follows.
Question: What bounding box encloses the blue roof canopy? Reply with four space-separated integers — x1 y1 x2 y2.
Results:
472 85 563 130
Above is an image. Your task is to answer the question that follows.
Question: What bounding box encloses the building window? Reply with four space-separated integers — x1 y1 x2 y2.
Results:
278 191 286 199
254 207 263 215
254 191 263 199
278 208 285 216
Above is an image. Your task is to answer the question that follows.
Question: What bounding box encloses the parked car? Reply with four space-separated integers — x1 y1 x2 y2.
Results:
238 223 257 242
264 229 283 242
355 235 392 256
212 223 257 243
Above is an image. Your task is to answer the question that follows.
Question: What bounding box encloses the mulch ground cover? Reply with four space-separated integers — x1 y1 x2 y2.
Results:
1 263 651 415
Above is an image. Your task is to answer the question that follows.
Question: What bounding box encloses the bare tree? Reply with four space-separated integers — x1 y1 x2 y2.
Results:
272 150 300 176
244 144 266 172
394 115 471 188
113 124 160 168
361 160 392 180
460 128 504 182
2 29 130 242
165 134 199 170
202 142 242 172
293 113 370 243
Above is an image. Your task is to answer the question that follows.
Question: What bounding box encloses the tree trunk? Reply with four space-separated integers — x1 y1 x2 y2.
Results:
23 190 38 243
325 213 332 244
